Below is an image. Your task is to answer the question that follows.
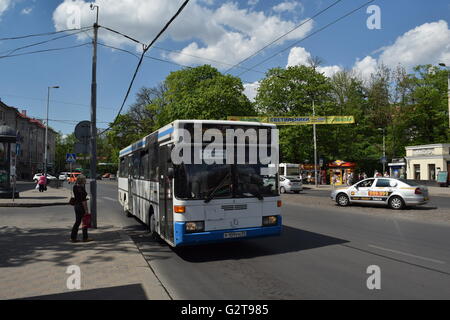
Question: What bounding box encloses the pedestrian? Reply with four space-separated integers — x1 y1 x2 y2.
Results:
373 170 378 178
331 172 337 188
70 174 93 243
363 172 368 179
384 171 389 177
37 174 47 192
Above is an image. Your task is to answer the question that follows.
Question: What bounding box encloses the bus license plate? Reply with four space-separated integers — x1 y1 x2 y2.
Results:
224 231 247 239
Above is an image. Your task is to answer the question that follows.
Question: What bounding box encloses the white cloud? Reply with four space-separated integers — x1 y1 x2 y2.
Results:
286 46 342 77
21 7 32 15
53 0 314 70
273 1 304 14
378 20 450 69
351 20 450 81
0 0 12 17
352 56 377 81
243 81 260 102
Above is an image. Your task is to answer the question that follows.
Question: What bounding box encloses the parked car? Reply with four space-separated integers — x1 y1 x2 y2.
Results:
102 173 111 179
279 175 303 194
331 177 429 210
67 172 81 184
33 173 57 182
58 172 69 181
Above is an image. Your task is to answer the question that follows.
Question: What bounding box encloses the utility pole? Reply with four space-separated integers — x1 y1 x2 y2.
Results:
313 99 318 187
45 86 59 176
90 3 99 228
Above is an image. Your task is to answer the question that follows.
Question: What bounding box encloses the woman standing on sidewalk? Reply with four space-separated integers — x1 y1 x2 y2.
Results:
37 175 47 192
70 175 93 243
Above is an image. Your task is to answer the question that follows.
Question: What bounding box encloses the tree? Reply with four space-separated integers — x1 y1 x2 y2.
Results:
156 65 254 126
255 65 335 163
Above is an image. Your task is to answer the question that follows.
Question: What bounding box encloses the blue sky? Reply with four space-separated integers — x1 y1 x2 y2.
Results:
0 0 449 134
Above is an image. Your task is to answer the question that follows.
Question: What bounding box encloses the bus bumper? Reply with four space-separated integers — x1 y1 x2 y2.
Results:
174 218 282 247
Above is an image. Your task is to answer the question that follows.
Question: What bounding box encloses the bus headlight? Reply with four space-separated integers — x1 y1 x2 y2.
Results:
185 221 205 233
262 216 278 226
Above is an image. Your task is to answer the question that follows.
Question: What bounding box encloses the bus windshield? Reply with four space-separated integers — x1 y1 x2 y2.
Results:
175 163 278 200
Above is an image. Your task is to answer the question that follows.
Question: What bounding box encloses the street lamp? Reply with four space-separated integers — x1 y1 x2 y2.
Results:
44 86 59 176
438 63 450 129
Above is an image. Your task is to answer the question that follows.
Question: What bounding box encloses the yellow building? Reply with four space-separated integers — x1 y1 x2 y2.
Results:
405 144 450 182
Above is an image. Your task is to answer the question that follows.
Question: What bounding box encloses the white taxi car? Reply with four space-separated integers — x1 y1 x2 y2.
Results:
331 178 429 210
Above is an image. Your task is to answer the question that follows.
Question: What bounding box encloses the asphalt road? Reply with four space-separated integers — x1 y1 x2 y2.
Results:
83 180 450 299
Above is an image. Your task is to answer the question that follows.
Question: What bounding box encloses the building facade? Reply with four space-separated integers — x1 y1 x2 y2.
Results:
0 100 57 180
405 144 450 182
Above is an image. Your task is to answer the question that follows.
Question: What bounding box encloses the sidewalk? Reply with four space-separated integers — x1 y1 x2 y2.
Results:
304 184 450 196
0 186 71 207
0 205 171 300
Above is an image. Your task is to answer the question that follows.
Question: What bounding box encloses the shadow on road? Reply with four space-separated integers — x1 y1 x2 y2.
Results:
171 225 349 263
20 283 147 300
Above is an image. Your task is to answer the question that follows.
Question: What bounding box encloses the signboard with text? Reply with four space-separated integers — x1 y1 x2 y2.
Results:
227 116 355 125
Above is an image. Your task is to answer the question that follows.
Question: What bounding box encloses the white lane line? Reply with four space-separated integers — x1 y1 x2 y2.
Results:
102 196 117 202
368 245 446 265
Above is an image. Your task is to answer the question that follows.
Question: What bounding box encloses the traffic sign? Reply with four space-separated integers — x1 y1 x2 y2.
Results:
66 153 77 163
74 121 91 143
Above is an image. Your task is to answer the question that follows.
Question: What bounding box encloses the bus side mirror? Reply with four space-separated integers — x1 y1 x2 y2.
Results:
167 167 174 179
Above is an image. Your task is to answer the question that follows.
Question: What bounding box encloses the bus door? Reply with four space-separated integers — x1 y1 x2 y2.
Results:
128 155 134 214
159 144 174 242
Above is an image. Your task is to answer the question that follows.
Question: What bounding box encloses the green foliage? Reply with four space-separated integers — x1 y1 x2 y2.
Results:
61 63 449 173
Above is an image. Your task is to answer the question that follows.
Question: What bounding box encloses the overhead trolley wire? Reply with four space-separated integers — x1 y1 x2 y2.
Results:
0 26 92 41
235 0 376 78
224 0 344 74
102 0 190 134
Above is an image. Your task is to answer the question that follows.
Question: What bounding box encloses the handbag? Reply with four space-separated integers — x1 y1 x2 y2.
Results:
82 213 92 229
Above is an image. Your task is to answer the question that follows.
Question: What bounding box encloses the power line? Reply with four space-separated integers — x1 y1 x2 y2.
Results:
97 42 193 69
0 28 92 57
102 0 190 134
0 93 116 111
225 0 344 74
0 26 92 41
0 43 91 59
236 0 376 78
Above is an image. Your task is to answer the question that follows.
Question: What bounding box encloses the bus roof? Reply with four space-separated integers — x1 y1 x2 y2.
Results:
119 119 276 158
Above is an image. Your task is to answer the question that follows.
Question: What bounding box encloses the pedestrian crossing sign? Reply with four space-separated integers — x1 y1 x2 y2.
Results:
66 153 77 163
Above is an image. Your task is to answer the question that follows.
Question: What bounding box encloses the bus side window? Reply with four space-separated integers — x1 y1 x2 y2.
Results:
140 150 149 180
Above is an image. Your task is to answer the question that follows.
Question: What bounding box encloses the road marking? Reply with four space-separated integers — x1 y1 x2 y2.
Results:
102 197 117 202
368 245 445 265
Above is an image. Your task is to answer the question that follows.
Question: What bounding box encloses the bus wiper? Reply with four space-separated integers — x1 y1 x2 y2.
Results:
204 171 231 203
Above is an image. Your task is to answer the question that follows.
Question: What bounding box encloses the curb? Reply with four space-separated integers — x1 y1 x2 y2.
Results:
0 202 70 208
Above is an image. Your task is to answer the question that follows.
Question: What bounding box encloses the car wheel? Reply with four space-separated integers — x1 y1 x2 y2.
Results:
389 196 405 210
336 193 350 206
280 187 286 194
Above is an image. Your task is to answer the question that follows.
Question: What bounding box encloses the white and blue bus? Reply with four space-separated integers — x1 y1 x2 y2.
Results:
118 120 282 247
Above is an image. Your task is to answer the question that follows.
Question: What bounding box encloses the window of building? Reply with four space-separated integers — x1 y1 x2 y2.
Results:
414 164 420 180
428 164 436 180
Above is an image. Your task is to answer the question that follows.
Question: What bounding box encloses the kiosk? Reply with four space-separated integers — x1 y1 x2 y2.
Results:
328 160 357 186
0 125 19 198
